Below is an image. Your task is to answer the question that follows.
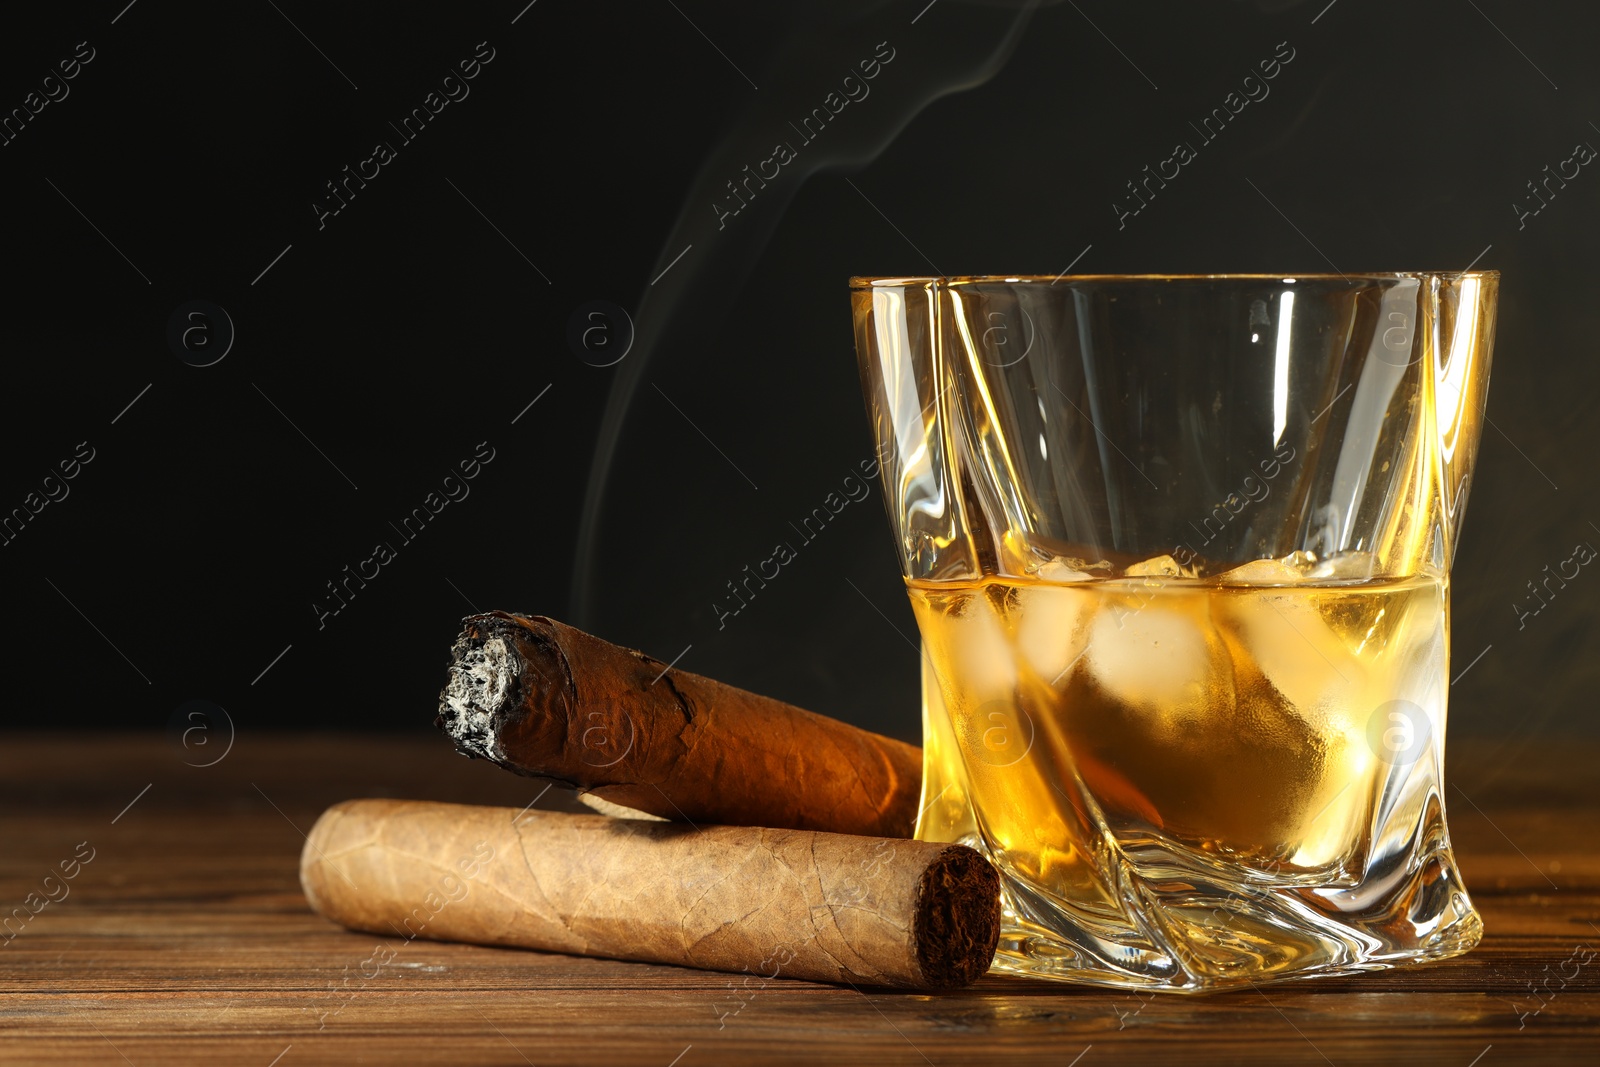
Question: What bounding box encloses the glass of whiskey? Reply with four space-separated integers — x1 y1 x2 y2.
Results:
850 272 1497 990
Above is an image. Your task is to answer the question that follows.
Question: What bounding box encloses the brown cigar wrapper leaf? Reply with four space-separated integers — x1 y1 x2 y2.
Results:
300 799 1000 990
435 613 925 837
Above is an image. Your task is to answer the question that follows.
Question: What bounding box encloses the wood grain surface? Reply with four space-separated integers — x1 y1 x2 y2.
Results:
0 735 1595 1066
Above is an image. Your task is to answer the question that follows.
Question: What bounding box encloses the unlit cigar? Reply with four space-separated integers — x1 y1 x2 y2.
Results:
436 613 924 837
300 799 1000 989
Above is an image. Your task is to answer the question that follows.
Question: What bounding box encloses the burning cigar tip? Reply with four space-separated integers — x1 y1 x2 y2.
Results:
437 628 516 761
436 612 560 766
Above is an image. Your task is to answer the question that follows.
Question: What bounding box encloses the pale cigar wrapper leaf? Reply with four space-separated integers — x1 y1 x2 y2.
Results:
299 799 1000 989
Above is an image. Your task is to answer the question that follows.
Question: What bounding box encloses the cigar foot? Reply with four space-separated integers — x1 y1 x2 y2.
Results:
916 845 1003 988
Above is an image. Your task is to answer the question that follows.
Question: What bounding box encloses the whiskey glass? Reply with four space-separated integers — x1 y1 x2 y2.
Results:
850 272 1497 990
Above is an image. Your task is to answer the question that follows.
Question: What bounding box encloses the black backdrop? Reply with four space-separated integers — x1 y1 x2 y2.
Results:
3 1 1594 757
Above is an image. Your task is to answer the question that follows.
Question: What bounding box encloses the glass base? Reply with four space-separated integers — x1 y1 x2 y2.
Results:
981 833 1481 992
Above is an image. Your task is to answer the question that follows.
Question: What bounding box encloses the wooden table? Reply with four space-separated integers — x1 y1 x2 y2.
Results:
1 735 1594 1065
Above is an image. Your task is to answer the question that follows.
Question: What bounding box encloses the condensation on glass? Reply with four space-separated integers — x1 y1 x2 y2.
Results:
851 273 1497 991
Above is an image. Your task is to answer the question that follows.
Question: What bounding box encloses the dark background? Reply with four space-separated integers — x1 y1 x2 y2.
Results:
3 0 1593 759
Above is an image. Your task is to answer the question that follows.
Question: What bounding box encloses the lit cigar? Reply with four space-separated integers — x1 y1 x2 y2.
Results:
435 613 924 837
300 799 1000 989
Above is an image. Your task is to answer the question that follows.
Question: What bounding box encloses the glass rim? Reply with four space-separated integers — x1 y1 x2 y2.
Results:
849 271 1500 288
